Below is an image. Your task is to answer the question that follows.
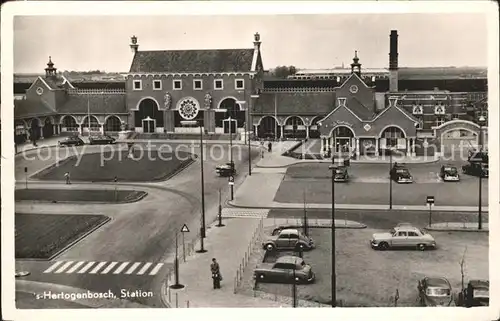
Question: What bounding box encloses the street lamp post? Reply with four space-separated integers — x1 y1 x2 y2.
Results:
328 164 337 308
228 116 234 201
236 99 252 177
197 123 207 253
478 114 486 230
389 148 393 210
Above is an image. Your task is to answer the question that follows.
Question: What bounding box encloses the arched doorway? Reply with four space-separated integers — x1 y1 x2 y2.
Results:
258 116 280 139
43 117 54 138
433 120 482 158
104 115 122 132
309 116 322 139
30 118 41 142
217 98 245 133
62 115 79 133
380 126 406 155
135 98 163 133
284 116 305 139
330 126 355 153
81 115 101 135
15 120 28 144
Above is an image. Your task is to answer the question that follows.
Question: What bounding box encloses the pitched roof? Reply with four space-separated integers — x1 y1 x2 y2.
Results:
129 49 255 73
15 99 56 118
58 93 127 114
254 92 335 115
346 96 376 120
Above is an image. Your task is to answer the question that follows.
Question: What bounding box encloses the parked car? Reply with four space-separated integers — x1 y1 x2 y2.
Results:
462 162 488 178
59 136 84 147
215 161 235 177
440 165 460 182
390 163 413 183
456 279 489 307
418 277 454 307
333 165 349 182
262 228 315 252
254 255 315 284
89 135 116 145
370 225 436 251
468 150 488 163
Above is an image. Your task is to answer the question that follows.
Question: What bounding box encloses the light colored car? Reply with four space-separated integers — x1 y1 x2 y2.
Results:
253 255 315 284
262 228 314 252
370 226 436 251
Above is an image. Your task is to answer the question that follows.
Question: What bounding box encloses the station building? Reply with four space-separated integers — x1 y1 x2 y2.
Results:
13 30 488 158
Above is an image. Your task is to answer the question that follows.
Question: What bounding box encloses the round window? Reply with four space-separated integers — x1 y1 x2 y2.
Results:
349 85 358 94
36 87 44 95
178 98 200 120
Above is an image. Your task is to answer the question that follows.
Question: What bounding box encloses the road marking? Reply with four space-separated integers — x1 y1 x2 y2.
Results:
89 262 107 274
65 261 85 274
54 261 74 274
125 262 142 275
43 261 63 273
113 262 130 274
77 262 96 274
149 263 164 275
137 262 153 275
100 262 118 274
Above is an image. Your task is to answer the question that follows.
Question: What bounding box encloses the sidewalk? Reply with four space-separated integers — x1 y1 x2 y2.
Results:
425 222 489 232
15 137 61 155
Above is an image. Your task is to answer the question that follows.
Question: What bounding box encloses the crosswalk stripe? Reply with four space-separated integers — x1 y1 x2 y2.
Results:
54 261 74 274
77 262 96 274
101 262 118 274
113 262 130 274
65 261 85 274
125 262 141 275
149 263 164 275
137 262 152 275
89 262 107 274
43 261 63 273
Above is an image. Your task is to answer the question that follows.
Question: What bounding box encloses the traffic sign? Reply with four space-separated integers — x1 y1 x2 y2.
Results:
24 167 27 173
426 196 435 205
229 176 234 185
181 224 190 233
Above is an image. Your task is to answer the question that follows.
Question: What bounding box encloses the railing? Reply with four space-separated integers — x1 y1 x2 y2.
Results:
67 88 126 94
233 218 264 294
262 87 336 93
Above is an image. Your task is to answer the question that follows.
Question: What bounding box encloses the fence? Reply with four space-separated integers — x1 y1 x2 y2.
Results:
233 218 264 294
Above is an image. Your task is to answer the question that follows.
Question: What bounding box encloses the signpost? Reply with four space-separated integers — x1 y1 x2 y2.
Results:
181 224 189 262
170 229 185 290
229 176 234 201
216 189 225 227
114 176 118 202
426 196 435 227
24 167 28 189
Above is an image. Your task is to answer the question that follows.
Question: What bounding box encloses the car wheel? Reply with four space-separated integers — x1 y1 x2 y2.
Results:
265 244 275 252
417 244 426 251
378 242 389 251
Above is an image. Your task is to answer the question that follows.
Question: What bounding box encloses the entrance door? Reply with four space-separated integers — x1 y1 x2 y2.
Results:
142 117 155 133
223 119 237 134
335 138 351 153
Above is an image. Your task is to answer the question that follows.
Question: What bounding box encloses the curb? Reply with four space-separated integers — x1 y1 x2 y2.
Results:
268 222 367 230
256 157 441 168
15 191 149 205
425 225 489 232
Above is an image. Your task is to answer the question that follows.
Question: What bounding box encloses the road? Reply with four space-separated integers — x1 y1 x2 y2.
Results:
15 142 260 308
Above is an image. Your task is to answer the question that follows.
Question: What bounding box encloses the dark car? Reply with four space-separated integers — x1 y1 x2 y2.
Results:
456 279 489 307
215 161 235 177
89 135 116 145
462 162 488 178
440 165 460 182
253 255 315 284
333 166 349 182
390 163 413 183
59 136 84 147
468 150 488 163
418 277 454 307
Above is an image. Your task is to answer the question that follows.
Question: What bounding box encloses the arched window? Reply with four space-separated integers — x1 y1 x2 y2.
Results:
104 116 122 132
62 116 78 132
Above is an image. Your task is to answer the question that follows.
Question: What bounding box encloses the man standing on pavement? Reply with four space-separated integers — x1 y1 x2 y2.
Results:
64 172 71 185
268 141 272 153
210 258 222 289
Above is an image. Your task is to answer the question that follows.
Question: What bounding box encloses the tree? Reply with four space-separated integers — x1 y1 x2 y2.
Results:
270 65 297 79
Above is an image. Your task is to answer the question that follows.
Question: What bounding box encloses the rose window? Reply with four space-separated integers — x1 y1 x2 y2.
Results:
178 98 200 120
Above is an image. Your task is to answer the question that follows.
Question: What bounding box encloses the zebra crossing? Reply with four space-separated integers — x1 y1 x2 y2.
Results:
43 260 165 276
221 208 269 218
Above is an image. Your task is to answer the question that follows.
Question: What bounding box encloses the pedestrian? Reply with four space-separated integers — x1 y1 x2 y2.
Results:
210 258 222 289
64 172 71 185
268 141 272 153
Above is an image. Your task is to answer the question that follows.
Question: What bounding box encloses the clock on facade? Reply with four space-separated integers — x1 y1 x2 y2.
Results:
36 87 44 95
349 85 358 94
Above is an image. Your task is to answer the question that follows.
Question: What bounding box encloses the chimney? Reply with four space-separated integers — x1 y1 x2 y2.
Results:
130 35 139 53
389 30 399 92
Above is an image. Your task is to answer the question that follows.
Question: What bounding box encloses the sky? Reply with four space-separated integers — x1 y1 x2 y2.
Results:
13 13 488 73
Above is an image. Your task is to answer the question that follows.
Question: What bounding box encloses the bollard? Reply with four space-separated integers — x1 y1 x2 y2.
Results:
168 285 171 302
187 300 190 308
175 293 178 308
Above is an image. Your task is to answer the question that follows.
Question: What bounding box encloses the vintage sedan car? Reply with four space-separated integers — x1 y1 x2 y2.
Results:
89 135 116 145
456 279 489 307
254 255 315 284
58 136 84 147
333 166 349 182
418 277 453 307
215 162 235 177
262 228 315 252
468 150 488 163
390 163 413 183
440 165 460 182
370 226 436 251
462 162 488 178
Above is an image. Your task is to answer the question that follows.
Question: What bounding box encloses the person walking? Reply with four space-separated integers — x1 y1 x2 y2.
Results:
268 141 272 153
64 172 71 185
210 258 222 289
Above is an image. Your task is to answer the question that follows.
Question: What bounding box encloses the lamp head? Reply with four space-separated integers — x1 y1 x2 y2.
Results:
479 115 486 123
